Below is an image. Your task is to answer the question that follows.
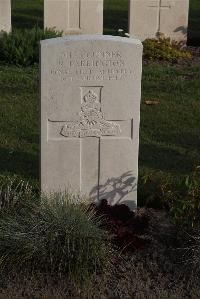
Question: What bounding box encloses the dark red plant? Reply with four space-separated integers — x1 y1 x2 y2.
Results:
92 199 149 252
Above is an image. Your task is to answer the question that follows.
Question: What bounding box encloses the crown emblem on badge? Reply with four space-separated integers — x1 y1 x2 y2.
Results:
60 89 121 138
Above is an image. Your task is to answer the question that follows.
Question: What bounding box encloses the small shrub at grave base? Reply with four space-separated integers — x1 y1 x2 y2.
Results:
143 35 192 62
139 170 200 228
0 192 109 284
169 173 200 228
0 26 62 66
92 199 148 252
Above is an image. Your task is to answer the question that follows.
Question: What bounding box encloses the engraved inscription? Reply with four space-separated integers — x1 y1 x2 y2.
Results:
50 50 134 82
60 90 121 138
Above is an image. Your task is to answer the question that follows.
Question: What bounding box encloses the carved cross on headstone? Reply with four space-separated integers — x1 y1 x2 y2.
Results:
48 87 133 197
67 0 81 31
148 0 174 33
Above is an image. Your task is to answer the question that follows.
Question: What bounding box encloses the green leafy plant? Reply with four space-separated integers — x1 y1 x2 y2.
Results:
169 172 200 228
143 34 191 62
0 191 109 283
139 170 200 228
0 26 62 66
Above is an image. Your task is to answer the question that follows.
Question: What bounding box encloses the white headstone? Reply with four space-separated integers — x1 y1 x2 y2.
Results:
40 35 142 210
44 0 103 35
129 0 189 42
0 0 11 33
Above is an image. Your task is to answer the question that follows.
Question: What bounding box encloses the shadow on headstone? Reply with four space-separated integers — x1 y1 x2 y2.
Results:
174 26 187 35
90 171 137 210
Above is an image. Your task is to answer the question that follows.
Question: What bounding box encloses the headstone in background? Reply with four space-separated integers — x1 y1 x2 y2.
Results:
40 35 142 210
44 0 103 35
129 0 189 42
0 0 11 33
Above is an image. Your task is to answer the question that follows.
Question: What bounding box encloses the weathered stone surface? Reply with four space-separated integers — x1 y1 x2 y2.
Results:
40 35 142 209
129 0 189 42
0 0 11 33
44 0 103 34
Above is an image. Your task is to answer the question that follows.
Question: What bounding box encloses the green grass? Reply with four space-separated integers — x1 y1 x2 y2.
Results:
140 63 200 177
188 0 200 44
0 62 199 189
11 0 43 29
103 0 129 35
0 65 39 186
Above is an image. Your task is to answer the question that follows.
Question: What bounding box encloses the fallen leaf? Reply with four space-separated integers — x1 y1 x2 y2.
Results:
144 100 160 105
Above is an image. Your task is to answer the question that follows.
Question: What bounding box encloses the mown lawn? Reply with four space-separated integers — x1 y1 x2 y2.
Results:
140 63 200 177
104 0 129 35
0 66 39 186
0 62 199 191
11 0 43 29
188 0 200 44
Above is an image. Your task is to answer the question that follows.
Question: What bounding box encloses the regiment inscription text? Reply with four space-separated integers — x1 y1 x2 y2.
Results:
50 50 134 81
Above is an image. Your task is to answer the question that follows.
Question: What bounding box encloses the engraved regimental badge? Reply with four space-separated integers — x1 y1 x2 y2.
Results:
60 90 121 138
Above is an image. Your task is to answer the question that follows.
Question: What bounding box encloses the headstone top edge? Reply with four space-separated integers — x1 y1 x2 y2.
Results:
40 34 142 47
